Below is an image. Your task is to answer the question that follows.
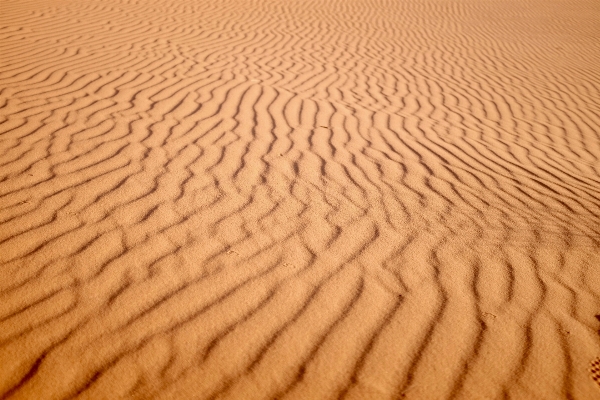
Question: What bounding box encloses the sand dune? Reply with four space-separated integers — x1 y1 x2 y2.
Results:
1 0 600 398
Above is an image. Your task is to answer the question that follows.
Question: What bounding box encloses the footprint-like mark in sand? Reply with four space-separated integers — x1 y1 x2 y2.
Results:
592 357 600 388
592 315 600 389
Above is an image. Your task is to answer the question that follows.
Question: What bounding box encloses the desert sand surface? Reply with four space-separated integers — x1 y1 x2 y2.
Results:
1 0 600 398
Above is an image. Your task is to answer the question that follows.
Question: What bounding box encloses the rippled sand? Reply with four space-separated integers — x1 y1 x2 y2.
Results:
1 0 600 398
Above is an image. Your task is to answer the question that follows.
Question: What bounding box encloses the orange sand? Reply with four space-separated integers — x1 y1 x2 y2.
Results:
1 0 600 398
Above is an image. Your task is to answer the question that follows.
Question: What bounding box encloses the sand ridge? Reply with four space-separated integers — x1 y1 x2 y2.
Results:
1 0 600 398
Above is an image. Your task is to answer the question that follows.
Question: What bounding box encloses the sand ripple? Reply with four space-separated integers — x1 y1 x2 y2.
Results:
1 0 600 398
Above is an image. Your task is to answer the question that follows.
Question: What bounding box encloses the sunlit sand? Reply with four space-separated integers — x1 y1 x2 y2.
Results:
1 0 600 398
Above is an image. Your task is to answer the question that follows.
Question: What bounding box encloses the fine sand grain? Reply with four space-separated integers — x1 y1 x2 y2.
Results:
1 0 600 398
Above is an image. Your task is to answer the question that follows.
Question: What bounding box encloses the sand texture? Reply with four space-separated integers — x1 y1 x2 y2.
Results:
1 0 600 398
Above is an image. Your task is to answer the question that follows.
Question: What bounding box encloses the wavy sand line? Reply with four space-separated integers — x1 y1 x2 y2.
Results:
1 0 600 398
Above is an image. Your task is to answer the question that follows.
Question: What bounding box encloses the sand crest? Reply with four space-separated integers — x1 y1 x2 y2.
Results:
1 0 600 398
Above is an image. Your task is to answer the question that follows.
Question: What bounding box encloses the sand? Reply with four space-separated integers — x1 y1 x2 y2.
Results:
1 0 600 398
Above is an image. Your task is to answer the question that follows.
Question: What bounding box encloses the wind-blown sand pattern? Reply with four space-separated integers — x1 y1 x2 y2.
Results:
1 0 600 398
